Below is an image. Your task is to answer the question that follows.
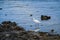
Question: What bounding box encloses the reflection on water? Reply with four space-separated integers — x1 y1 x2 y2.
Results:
0 1 60 34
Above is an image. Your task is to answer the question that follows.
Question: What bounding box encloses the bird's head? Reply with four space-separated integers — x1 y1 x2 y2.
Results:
32 18 35 20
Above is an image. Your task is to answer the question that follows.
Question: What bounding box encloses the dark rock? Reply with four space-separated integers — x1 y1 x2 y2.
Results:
0 21 60 40
13 26 25 31
30 25 32 27
0 21 41 40
51 29 54 33
41 15 51 20
12 22 17 26
0 8 2 10
30 14 32 16
2 21 11 25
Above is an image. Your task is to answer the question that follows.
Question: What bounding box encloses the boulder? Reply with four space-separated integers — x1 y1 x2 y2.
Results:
41 15 51 20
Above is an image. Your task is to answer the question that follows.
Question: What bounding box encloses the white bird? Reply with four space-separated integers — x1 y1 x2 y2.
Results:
32 18 41 29
32 18 41 23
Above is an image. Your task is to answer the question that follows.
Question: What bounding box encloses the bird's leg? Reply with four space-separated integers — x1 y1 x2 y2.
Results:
38 23 40 28
37 23 40 29
35 23 37 29
35 23 36 28
35 23 40 29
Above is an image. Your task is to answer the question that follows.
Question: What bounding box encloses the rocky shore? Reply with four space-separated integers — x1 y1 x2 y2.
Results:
0 21 60 40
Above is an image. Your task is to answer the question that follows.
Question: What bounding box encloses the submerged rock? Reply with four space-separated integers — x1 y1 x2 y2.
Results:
41 15 51 20
0 8 2 10
30 14 33 16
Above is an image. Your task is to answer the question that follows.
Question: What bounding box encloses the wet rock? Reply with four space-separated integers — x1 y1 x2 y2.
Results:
30 14 33 16
0 21 59 40
51 29 54 33
11 22 17 26
41 15 51 20
0 21 21 32
13 26 25 31
2 21 11 25
0 8 2 10
30 25 33 27
0 21 41 40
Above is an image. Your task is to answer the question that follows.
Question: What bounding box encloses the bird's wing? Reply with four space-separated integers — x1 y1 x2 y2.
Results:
35 20 41 23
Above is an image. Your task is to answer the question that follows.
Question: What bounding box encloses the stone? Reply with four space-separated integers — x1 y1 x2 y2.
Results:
41 15 51 20
30 14 32 16
0 8 2 10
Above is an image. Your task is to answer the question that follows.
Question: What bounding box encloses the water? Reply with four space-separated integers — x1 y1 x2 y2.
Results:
0 0 60 34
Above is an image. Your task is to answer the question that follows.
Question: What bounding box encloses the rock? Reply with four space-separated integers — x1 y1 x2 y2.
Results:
41 15 51 20
0 21 59 40
0 8 2 10
30 14 33 16
13 26 25 31
30 25 32 27
0 21 22 32
0 21 41 40
2 21 11 25
11 22 17 26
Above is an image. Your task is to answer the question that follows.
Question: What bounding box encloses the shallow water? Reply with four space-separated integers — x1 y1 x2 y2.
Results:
0 0 60 34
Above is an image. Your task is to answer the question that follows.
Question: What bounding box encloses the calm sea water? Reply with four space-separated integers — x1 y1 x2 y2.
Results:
0 0 60 34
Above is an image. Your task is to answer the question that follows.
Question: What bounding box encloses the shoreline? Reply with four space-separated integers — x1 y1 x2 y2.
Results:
0 21 60 40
